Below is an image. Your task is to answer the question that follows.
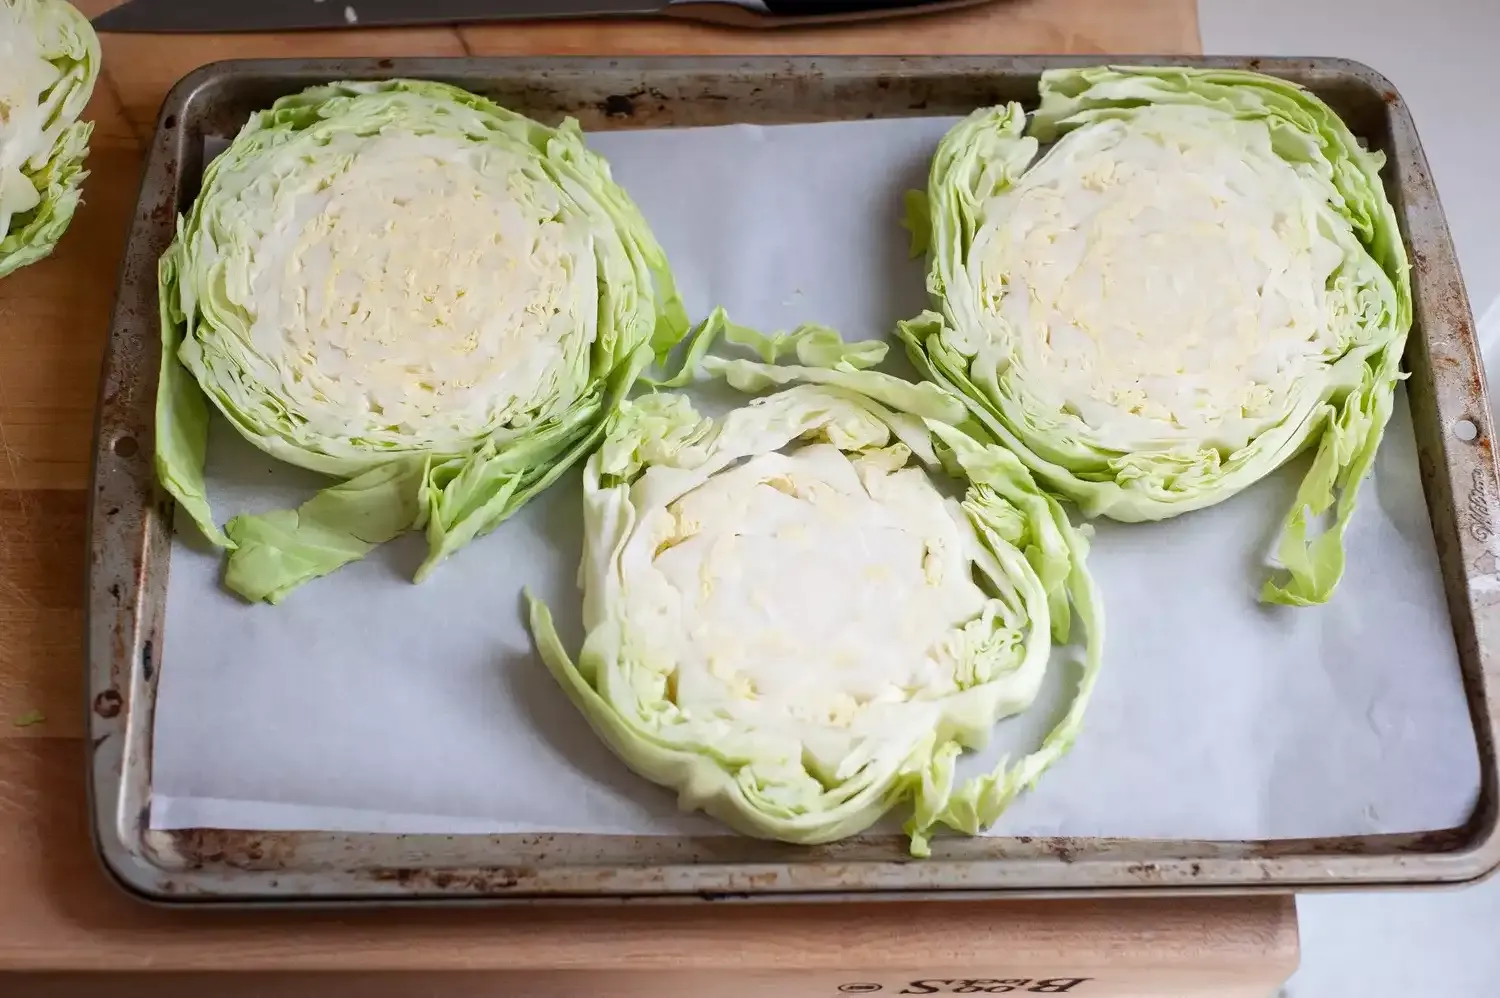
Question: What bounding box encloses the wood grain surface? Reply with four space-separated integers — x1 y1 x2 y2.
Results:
0 2 1297 992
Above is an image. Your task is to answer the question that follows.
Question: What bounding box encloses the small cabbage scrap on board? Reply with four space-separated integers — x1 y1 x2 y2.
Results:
900 66 1413 606
157 80 688 603
528 316 1103 855
0 0 99 278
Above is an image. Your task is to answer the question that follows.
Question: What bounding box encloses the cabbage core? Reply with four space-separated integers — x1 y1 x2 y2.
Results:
219 131 595 453
981 105 1349 454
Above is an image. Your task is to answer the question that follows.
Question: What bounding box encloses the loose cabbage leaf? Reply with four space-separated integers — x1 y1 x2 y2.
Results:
155 245 231 548
224 459 426 604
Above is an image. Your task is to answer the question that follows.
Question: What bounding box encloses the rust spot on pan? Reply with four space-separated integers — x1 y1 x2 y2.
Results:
600 92 638 118
1046 839 1080 863
369 866 528 892
1395 827 1472 854
168 828 300 871
148 193 175 227
93 689 123 718
1248 826 1474 859
1249 836 1368 858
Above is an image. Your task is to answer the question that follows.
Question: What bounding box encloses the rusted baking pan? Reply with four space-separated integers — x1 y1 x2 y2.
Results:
86 55 1500 903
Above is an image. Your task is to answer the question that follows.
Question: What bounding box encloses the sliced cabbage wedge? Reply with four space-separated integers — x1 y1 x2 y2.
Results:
528 314 1103 855
0 0 99 278
156 79 688 602
900 66 1413 606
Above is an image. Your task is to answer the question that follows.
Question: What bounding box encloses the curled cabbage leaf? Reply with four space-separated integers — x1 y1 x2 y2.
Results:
900 66 1412 605
528 314 1103 855
156 79 688 602
0 0 98 278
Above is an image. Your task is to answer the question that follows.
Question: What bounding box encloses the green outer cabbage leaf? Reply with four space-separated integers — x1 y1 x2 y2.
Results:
0 0 99 278
528 315 1104 855
900 66 1413 606
156 79 688 603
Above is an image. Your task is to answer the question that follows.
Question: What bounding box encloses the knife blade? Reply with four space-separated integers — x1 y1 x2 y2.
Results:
91 0 988 33
94 0 664 33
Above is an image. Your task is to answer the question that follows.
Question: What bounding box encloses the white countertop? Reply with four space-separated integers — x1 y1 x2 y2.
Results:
1198 2 1500 994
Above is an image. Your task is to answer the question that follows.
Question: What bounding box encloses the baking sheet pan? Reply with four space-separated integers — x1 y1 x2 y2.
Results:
87 56 1500 901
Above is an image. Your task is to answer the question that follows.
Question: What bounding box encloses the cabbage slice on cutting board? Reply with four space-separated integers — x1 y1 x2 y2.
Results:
155 79 688 603
901 66 1413 606
529 314 1104 855
0 0 99 278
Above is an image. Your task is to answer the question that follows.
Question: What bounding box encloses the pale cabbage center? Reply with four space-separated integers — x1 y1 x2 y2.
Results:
234 131 596 449
0 3 59 231
644 442 996 756
977 105 1349 452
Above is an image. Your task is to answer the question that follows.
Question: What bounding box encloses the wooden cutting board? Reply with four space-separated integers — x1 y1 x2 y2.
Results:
0 2 1298 996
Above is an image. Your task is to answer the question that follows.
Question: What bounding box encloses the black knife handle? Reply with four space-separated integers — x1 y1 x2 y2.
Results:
761 0 937 14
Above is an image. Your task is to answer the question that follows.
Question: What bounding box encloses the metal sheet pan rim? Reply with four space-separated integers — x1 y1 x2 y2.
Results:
86 54 1500 904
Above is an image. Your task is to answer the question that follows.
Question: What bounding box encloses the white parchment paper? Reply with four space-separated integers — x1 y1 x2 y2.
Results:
150 116 1482 841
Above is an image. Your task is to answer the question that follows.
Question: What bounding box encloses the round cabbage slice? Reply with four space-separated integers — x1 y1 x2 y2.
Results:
156 79 687 603
900 66 1412 606
0 0 99 278
528 318 1103 855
